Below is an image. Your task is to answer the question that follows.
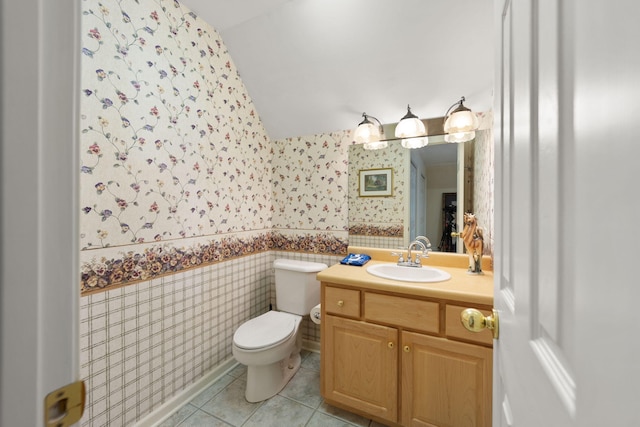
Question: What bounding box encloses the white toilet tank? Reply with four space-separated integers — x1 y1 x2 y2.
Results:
274 259 328 315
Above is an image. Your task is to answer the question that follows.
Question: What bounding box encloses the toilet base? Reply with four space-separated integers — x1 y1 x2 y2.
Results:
244 351 302 403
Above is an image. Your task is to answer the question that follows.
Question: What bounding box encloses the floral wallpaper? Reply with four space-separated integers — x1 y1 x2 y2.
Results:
271 132 350 232
347 141 409 237
78 0 352 293
473 119 494 257
80 0 271 252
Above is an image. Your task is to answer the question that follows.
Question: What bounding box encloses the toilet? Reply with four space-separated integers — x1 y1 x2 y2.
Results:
232 258 328 402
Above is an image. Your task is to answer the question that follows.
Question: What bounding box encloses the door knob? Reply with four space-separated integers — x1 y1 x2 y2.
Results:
460 308 499 339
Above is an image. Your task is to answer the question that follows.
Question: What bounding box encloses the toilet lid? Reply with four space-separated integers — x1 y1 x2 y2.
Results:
233 311 298 350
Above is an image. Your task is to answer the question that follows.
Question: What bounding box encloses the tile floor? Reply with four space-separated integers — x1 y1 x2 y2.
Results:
157 351 387 427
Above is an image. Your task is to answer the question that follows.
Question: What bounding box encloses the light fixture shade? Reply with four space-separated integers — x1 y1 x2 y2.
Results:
395 105 426 138
364 140 389 150
354 113 383 144
443 97 479 139
354 122 381 143
444 131 476 143
444 110 479 133
401 137 429 149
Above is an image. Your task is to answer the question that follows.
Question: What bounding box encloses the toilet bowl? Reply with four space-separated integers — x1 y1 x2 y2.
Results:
232 311 303 402
231 258 328 402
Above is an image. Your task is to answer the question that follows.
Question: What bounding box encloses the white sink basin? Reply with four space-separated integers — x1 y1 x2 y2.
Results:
366 263 451 283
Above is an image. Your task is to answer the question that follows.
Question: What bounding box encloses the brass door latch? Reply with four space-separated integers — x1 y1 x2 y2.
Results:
44 380 85 427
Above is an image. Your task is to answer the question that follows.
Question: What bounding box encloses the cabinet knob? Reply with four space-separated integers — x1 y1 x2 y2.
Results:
337 300 344 307
403 345 411 353
460 308 499 339
388 342 394 349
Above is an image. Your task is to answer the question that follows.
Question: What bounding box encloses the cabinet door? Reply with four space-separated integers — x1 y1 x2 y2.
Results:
401 331 492 427
323 314 398 423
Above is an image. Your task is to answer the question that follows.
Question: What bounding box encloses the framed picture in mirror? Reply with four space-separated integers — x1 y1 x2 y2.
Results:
359 168 393 197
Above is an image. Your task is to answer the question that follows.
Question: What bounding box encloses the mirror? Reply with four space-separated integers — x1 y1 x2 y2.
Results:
348 132 481 252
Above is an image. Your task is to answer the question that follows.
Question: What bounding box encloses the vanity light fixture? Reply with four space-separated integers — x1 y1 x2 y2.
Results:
394 105 426 139
443 96 479 143
354 112 387 150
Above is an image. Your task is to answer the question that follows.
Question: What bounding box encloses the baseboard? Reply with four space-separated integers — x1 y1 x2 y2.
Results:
303 339 320 353
134 357 239 427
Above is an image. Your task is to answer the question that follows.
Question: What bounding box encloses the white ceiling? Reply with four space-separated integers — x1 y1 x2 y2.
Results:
179 0 495 140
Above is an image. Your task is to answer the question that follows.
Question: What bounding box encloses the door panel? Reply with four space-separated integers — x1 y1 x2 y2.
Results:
537 0 561 344
494 0 574 425
494 0 640 426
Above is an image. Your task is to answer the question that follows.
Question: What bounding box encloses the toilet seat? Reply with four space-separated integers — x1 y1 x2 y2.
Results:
233 311 298 350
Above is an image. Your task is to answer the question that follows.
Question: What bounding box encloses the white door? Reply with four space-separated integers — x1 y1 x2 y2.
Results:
493 0 640 426
0 0 80 426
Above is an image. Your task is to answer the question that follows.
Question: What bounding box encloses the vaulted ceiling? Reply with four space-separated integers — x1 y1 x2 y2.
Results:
179 0 494 140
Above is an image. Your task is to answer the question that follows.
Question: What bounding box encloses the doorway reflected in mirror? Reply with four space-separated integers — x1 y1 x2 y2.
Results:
438 193 457 252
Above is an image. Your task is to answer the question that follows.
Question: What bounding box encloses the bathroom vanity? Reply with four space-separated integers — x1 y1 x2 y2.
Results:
318 247 494 427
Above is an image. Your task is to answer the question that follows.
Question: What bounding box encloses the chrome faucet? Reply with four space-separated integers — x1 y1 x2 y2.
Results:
414 236 432 255
391 236 432 267
393 240 427 267
407 240 427 266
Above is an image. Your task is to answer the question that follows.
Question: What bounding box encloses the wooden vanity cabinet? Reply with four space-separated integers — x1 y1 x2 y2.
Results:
323 314 398 423
321 282 493 427
401 331 492 427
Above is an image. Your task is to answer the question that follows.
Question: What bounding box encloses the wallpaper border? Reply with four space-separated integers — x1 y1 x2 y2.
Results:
348 223 404 237
81 231 347 294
